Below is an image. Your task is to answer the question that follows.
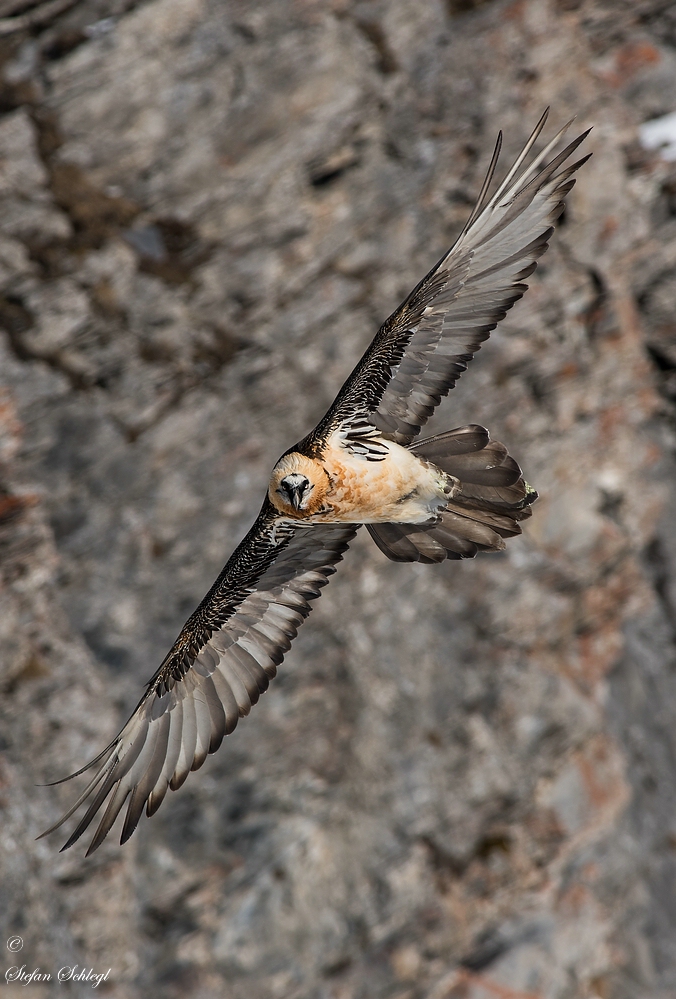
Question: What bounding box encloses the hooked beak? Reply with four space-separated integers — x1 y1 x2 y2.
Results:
287 484 303 510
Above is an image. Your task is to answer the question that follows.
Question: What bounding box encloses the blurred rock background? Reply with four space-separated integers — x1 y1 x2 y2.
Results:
0 0 676 996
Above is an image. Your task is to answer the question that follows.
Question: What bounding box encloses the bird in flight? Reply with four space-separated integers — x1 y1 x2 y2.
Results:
41 110 590 855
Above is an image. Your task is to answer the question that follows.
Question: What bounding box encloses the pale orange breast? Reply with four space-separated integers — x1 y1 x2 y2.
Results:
313 434 451 525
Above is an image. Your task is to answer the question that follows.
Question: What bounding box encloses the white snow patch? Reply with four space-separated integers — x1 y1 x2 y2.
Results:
639 110 676 162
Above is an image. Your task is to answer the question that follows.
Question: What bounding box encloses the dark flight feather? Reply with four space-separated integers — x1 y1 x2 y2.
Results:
40 513 356 854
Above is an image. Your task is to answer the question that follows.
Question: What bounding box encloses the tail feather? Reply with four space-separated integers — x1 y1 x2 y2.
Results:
367 426 537 563
453 479 533 507
367 522 450 563
444 501 529 539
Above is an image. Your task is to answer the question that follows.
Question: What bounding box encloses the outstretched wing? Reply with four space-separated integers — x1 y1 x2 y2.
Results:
40 504 357 855
310 110 590 448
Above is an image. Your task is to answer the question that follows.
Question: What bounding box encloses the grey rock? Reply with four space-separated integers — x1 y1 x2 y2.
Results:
1 0 676 996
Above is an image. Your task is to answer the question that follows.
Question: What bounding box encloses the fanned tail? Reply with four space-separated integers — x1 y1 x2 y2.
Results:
366 426 537 563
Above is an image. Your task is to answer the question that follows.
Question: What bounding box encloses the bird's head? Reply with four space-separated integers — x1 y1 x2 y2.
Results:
268 452 331 518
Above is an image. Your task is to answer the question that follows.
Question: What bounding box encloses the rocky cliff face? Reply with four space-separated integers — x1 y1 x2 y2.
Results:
1 1 676 997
